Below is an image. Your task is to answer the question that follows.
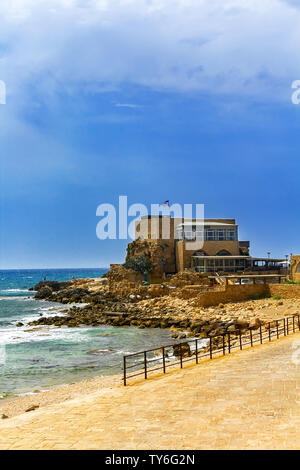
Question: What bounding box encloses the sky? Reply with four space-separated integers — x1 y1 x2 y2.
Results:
0 0 300 269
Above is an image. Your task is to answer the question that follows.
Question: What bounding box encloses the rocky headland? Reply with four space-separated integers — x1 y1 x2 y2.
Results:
26 266 300 342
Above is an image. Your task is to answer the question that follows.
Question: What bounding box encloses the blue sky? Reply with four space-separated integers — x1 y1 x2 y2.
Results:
0 0 300 269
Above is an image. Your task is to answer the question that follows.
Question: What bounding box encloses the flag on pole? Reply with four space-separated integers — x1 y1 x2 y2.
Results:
162 200 170 207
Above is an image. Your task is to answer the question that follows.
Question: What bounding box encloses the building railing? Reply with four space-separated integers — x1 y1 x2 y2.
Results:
123 314 300 386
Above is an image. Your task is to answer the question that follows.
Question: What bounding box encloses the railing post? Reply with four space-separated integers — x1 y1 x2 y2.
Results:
144 351 147 379
287 318 289 335
259 325 263 344
223 334 226 355
209 337 213 359
179 343 183 368
162 347 166 374
298 314 300 331
228 333 231 354
239 331 242 350
293 316 295 333
250 329 253 347
276 320 279 339
284 318 286 336
123 356 127 386
195 339 198 364
268 322 271 341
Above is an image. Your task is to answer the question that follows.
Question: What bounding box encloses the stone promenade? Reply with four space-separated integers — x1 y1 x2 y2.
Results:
0 333 299 450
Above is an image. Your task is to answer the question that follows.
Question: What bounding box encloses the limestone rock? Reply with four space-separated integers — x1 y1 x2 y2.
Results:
25 405 39 412
236 317 249 329
249 317 262 329
173 342 191 358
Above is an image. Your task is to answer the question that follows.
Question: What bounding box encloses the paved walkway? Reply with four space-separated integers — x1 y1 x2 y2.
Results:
1 333 299 449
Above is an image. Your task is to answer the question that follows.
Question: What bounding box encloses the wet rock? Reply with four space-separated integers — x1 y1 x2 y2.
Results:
35 286 53 299
177 333 186 339
173 342 191 358
33 280 72 292
87 349 113 354
16 322 24 327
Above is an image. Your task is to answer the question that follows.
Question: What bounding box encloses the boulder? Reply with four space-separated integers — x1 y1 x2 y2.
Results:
249 317 262 329
173 342 191 358
227 324 236 333
35 286 53 299
236 317 249 329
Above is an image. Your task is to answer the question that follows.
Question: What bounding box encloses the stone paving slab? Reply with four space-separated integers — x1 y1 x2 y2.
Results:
0 333 299 450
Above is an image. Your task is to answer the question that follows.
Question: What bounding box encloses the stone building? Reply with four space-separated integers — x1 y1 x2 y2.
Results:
134 216 285 274
291 255 300 282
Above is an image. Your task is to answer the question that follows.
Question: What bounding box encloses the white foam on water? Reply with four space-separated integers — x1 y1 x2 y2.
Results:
0 345 6 366
0 322 103 347
0 289 30 293
24 309 67 323
0 296 33 301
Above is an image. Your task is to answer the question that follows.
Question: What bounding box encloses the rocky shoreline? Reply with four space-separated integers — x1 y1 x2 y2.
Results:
25 271 300 343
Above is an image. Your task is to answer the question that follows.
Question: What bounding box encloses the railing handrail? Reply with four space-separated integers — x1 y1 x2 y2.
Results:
123 314 300 386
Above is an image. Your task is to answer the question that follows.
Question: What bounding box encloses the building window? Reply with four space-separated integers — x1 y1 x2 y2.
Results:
206 230 215 241
227 230 237 241
217 230 225 240
184 231 195 240
176 229 184 240
225 259 235 267
195 230 204 241
236 259 245 267
215 259 224 268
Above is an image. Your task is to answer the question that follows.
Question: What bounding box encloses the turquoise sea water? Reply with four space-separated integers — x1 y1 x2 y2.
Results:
0 269 176 399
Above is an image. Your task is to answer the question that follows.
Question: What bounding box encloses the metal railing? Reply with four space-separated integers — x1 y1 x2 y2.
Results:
123 314 300 386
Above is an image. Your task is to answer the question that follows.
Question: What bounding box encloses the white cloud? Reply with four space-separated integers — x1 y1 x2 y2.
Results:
0 0 300 101
114 103 140 108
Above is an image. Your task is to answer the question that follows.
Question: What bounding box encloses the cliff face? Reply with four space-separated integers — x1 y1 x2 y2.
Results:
125 239 176 279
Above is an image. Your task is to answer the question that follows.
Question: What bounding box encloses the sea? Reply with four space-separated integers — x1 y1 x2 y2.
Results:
0 268 177 400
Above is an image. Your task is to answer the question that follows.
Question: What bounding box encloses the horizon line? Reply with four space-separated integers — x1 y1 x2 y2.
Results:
0 266 110 271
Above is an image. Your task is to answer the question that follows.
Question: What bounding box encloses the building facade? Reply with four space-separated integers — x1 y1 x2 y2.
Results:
135 216 284 274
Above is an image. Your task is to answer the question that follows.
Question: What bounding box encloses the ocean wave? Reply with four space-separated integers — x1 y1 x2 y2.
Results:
0 296 33 301
0 324 101 346
0 289 30 293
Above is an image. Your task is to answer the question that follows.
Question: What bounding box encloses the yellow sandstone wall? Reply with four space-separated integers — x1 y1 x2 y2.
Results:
194 284 269 307
291 255 300 282
268 284 300 299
